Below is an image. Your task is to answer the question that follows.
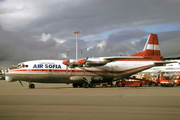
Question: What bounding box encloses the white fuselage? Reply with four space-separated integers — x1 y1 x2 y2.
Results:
5 59 157 83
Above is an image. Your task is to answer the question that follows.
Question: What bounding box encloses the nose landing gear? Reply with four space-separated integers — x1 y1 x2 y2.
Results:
28 81 35 89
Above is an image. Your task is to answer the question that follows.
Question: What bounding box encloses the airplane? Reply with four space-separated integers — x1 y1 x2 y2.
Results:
4 33 171 88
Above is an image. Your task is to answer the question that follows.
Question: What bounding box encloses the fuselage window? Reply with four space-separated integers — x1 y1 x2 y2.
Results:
26 65 28 67
42 69 44 71
54 69 56 72
49 69 52 72
36 69 38 71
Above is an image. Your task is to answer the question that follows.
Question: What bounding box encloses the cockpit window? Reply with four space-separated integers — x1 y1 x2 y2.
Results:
17 63 28 68
17 64 21 68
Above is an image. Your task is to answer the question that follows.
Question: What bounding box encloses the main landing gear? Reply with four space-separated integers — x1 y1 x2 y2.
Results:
28 81 35 89
72 76 96 88
72 82 96 88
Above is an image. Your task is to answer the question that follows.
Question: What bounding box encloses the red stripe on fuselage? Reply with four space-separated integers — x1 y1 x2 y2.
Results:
9 64 154 75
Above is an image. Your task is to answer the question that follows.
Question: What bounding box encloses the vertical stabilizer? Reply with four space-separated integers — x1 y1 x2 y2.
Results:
145 33 161 56
132 33 163 60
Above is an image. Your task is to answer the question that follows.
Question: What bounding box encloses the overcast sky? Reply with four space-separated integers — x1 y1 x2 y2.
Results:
0 0 180 69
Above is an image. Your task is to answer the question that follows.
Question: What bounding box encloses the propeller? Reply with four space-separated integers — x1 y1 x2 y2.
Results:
81 48 83 58
66 49 69 76
78 48 89 76
83 57 89 76
62 49 70 76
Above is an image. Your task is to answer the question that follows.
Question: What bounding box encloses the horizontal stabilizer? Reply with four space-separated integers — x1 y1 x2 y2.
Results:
154 61 178 66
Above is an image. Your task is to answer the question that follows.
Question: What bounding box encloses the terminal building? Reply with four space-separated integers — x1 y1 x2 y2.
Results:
140 56 180 75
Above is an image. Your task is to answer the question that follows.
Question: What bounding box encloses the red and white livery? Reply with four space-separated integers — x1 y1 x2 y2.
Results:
5 33 170 88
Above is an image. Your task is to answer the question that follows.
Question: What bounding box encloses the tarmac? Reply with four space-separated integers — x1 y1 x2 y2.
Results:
0 80 180 120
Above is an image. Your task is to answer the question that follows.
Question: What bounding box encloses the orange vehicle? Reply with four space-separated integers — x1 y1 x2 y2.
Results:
116 79 144 87
126 76 155 86
156 74 174 87
172 74 180 86
95 82 113 87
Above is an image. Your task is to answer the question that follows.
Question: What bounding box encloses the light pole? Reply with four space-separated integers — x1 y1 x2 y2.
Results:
73 31 81 60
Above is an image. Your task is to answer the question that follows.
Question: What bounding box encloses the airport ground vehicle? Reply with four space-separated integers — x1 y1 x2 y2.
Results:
97 75 155 87
156 74 174 87
116 79 144 87
95 82 113 87
0 70 4 80
172 74 180 85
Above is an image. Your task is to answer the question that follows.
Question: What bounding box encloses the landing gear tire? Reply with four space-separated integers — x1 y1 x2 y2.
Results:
89 83 96 88
82 82 89 88
122 84 125 87
72 83 78 88
79 83 83 88
29 84 35 89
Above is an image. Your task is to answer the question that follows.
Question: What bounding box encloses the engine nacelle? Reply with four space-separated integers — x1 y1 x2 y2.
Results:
91 76 103 81
62 59 79 68
69 76 84 81
78 58 109 67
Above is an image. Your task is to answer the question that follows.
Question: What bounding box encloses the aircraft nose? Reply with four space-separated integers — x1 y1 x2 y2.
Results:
5 76 13 82
4 69 13 82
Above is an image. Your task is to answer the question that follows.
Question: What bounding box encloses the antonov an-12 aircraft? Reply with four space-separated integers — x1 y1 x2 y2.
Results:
5 33 169 88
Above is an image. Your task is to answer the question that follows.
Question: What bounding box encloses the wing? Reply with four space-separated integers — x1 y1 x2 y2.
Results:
103 56 145 61
78 56 146 67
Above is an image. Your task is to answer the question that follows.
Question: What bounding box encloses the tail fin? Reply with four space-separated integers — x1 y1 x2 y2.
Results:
132 33 163 60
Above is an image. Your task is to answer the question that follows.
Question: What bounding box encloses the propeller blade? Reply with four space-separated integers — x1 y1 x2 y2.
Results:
84 56 89 63
83 64 85 76
66 49 70 77
81 48 83 58
66 66 68 77
67 49 69 60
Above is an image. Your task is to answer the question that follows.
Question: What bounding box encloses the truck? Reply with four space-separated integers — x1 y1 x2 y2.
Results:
172 74 180 86
156 74 174 87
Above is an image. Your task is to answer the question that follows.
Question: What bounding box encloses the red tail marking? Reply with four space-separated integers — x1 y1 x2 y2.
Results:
132 33 163 61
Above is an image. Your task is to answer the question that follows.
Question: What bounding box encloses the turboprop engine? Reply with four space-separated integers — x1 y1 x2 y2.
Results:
78 58 109 67
69 76 84 81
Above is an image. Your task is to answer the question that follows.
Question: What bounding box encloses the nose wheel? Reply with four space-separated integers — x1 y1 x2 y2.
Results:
28 80 35 89
29 84 35 89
